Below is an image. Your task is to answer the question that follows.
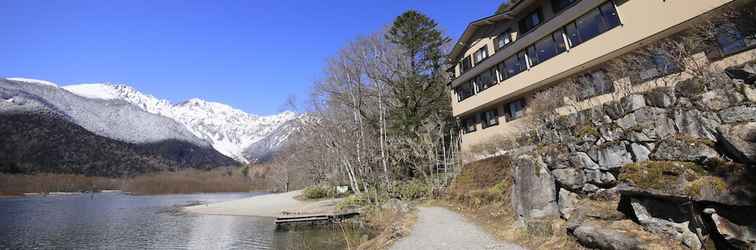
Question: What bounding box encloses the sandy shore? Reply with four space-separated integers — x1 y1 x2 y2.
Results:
184 190 342 218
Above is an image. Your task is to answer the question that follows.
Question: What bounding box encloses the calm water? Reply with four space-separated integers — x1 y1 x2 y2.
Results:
0 192 363 250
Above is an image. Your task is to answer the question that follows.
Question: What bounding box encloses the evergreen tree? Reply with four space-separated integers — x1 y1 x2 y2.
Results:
385 10 452 137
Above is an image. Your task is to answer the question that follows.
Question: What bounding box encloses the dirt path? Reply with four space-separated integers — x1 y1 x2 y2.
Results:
391 207 526 250
184 190 341 217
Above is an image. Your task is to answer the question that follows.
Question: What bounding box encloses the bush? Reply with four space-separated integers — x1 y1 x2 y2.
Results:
392 179 430 200
336 194 370 210
303 185 333 199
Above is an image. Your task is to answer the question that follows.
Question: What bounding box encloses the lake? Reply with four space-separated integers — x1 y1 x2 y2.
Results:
0 192 365 249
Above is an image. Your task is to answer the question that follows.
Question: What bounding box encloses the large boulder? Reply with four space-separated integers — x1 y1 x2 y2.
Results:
675 78 707 98
717 122 756 164
615 113 638 130
644 87 676 108
705 208 756 249
630 143 651 162
596 141 634 170
584 169 616 187
511 154 559 222
570 221 645 250
558 188 579 220
725 63 756 85
673 109 720 141
718 105 756 123
695 88 745 112
604 101 625 120
552 168 585 191
630 198 702 250
650 137 718 162
569 152 599 170
621 94 646 113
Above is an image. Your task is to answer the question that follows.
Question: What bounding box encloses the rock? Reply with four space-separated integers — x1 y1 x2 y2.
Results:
571 221 644 250
569 152 599 170
382 198 411 214
630 198 702 250
583 183 600 193
552 168 585 191
673 109 720 141
599 124 624 142
675 78 707 98
604 101 624 120
584 169 616 186
709 210 756 248
717 122 756 164
725 64 756 84
650 137 718 162
719 105 756 123
621 94 646 113
644 88 676 108
695 88 745 112
511 154 559 221
558 188 579 220
541 144 570 169
630 143 651 162
597 141 633 170
615 113 637 130
743 85 756 102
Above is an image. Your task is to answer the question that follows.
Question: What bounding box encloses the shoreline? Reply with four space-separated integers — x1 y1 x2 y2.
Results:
184 190 344 218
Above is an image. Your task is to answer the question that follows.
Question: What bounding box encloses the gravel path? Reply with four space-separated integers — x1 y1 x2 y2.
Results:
391 207 526 250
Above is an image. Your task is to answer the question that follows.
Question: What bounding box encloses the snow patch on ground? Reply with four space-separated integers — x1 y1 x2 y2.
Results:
5 78 58 87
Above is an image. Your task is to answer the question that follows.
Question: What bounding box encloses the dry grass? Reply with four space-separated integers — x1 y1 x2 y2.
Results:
0 173 121 195
122 168 251 195
357 206 417 250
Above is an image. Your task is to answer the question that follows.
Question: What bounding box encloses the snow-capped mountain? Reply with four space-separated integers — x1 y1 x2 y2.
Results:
63 83 298 163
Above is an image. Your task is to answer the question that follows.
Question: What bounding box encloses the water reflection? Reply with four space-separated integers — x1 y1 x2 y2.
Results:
0 192 364 250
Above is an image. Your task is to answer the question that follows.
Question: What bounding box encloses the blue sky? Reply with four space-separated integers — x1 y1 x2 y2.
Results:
1 0 500 115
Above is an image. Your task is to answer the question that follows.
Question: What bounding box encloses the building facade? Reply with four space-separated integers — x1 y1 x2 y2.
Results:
448 0 756 151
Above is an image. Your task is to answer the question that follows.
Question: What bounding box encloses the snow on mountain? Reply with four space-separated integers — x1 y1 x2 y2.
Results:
4 77 58 87
63 83 298 163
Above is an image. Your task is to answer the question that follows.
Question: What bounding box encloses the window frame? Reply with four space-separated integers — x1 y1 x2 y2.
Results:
504 99 527 121
481 109 500 128
494 29 515 52
455 81 475 102
473 45 490 65
518 8 544 35
462 116 477 134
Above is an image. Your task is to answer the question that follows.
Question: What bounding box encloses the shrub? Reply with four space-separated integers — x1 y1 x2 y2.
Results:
392 180 430 200
303 185 333 199
336 194 369 210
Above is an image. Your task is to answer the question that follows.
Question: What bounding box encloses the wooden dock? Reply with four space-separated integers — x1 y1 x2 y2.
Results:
274 211 360 225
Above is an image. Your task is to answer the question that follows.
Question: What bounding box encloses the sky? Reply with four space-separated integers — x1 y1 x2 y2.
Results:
1 0 501 115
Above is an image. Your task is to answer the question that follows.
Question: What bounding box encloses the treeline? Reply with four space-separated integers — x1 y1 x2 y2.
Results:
263 11 459 196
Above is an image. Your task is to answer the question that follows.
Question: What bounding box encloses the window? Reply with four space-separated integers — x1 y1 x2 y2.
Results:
519 8 543 34
460 56 473 74
475 68 497 92
495 29 515 51
503 52 527 80
482 109 499 128
530 30 568 66
455 81 475 101
717 24 748 55
473 45 489 64
637 50 680 82
462 116 477 134
567 1 620 47
576 70 614 100
505 99 527 121
551 0 577 13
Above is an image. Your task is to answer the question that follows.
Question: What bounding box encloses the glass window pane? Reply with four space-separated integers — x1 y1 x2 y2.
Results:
535 36 558 64
600 2 621 30
565 22 582 47
553 30 568 53
551 0 577 13
497 62 508 81
718 25 747 55
527 45 539 66
576 9 602 42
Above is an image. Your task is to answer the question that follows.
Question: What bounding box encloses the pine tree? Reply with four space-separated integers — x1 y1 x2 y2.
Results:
385 10 452 137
